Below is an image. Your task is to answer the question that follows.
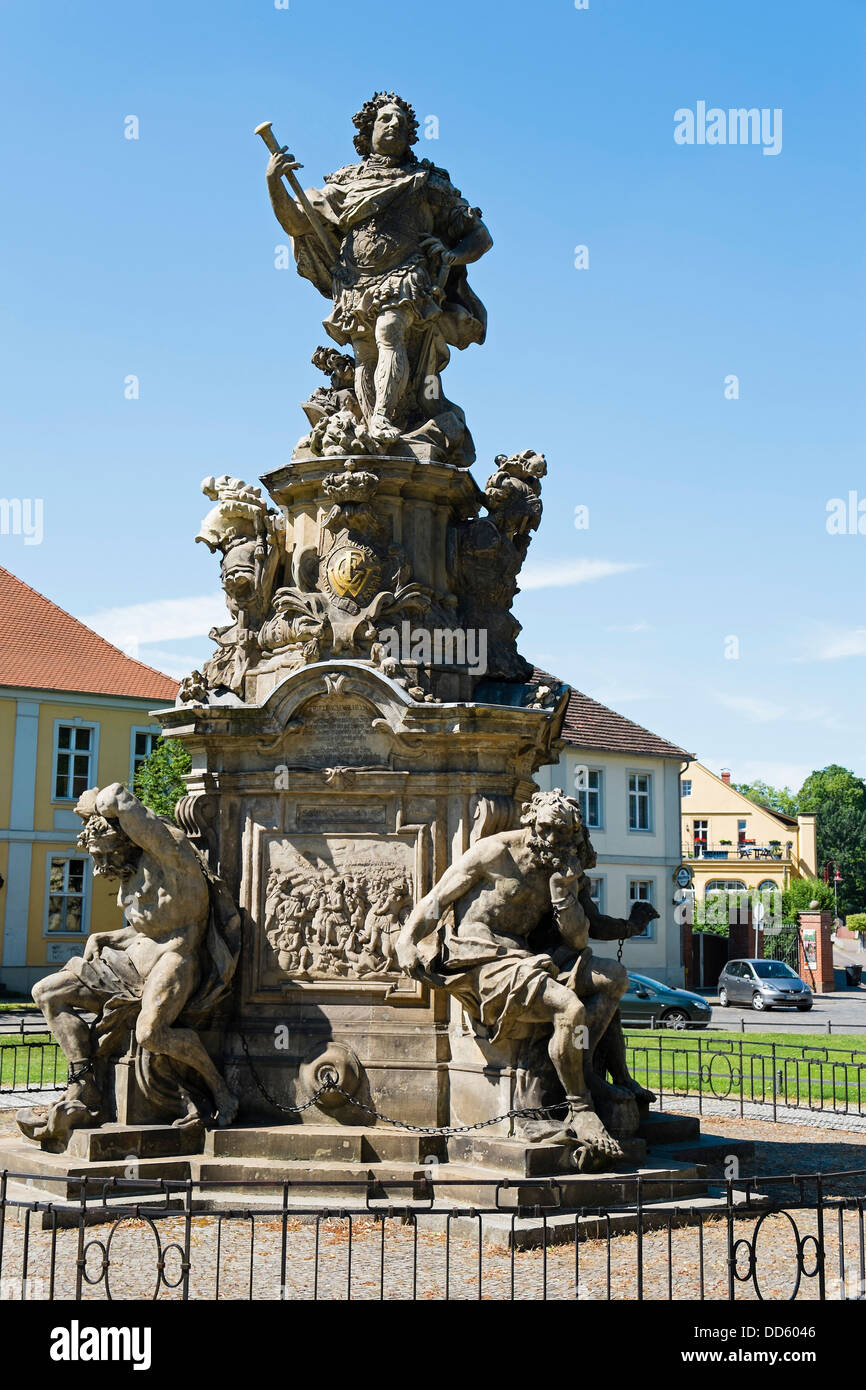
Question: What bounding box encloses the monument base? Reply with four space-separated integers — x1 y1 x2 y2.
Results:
1 1109 757 1242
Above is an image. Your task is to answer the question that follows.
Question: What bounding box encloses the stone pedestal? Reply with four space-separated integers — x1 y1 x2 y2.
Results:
158 661 563 1131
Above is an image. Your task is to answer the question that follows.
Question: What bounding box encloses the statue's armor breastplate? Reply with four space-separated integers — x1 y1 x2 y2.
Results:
341 195 426 278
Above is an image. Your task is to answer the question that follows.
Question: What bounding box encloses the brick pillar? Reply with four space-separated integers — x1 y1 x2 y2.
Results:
798 910 835 993
681 918 695 989
729 904 762 961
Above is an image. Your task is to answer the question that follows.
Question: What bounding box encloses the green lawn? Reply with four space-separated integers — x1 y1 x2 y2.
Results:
0 1032 66 1089
623 1029 866 1109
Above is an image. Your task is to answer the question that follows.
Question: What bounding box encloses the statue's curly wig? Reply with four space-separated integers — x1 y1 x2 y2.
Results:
352 92 419 157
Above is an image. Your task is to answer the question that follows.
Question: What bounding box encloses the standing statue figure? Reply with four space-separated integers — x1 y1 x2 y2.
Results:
396 789 658 1168
17 785 240 1145
263 92 492 464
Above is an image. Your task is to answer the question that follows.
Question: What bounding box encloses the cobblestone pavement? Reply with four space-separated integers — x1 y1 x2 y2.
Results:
657 1094 866 1135
1 1110 864 1301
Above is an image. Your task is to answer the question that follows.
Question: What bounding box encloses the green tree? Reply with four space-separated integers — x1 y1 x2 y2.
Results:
795 766 866 917
730 779 800 817
781 875 835 923
133 738 191 822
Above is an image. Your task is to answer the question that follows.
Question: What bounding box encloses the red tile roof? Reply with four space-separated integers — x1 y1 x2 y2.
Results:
534 669 693 760
0 567 178 702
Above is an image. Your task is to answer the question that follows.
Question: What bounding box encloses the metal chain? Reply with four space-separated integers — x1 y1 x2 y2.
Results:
235 1027 339 1115
234 1027 571 1135
617 938 624 963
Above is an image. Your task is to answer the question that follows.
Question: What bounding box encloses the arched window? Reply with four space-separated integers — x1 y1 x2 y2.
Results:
757 879 779 895
704 879 747 896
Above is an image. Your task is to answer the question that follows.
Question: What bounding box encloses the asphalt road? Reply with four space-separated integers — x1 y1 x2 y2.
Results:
703 988 866 1034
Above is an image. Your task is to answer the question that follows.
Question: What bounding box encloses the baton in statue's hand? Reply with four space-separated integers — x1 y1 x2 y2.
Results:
255 121 336 262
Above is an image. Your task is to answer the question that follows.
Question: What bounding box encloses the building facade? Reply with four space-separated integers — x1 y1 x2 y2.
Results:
680 762 818 909
0 567 177 994
535 681 693 986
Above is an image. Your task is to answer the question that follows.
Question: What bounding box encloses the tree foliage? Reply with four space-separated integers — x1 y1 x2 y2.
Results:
133 737 191 822
731 764 866 919
731 779 800 817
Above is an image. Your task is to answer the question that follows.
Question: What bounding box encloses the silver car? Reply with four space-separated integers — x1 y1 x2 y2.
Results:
718 958 813 1012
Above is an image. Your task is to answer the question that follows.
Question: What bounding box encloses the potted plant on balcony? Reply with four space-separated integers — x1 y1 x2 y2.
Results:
769 840 782 859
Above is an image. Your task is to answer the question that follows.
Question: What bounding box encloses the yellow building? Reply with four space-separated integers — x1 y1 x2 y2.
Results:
680 762 817 906
0 566 177 995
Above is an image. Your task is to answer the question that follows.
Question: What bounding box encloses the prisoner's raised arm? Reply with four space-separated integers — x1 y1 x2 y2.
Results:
95 784 194 870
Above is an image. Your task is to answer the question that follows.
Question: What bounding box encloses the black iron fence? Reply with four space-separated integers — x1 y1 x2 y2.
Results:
0 1169 864 1300
624 1032 866 1120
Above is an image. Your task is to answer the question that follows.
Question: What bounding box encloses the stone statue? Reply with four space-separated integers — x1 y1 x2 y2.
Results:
396 789 658 1168
193 475 286 697
17 785 240 1144
262 91 492 465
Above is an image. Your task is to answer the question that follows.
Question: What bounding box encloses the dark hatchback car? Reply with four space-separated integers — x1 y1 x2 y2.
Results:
620 973 713 1029
718 958 813 1012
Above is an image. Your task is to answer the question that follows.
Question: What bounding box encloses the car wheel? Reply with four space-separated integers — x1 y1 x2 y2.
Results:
751 992 767 1011
662 1009 689 1029
797 1003 813 1012
718 987 729 1007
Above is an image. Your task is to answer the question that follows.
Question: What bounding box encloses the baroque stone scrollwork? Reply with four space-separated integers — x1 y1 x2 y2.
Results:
183 475 286 700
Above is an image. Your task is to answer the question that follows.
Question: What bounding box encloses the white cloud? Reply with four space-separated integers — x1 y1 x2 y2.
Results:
813 629 866 661
79 594 225 647
519 558 642 591
716 693 786 723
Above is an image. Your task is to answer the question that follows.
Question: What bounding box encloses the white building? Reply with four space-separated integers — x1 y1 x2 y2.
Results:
535 681 693 986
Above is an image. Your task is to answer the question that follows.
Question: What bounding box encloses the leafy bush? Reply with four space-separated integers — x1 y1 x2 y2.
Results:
846 913 866 934
781 876 834 922
133 737 191 822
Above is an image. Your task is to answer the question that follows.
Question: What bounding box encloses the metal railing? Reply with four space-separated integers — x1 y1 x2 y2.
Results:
682 842 790 861
0 1168 863 1300
624 1032 866 1120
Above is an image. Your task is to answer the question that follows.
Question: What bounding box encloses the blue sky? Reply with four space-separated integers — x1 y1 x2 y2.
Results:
1 0 864 789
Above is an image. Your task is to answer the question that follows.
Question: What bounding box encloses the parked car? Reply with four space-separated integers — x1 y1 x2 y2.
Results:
717 958 813 1012
620 973 713 1029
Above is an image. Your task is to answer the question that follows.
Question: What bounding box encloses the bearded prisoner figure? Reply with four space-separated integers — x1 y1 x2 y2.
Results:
265 92 492 464
17 784 240 1144
396 789 659 1167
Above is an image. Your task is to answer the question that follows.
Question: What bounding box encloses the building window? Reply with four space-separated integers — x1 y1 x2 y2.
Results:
53 724 95 801
46 856 88 934
587 877 605 913
681 779 692 798
692 819 708 856
628 879 655 937
131 728 161 786
628 773 652 831
576 769 603 829
756 879 779 895
737 819 748 846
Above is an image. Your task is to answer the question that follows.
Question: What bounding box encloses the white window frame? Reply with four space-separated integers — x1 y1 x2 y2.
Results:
627 771 653 833
587 875 605 914
43 852 91 937
575 767 604 830
51 719 99 803
627 878 656 939
681 779 692 798
129 725 162 788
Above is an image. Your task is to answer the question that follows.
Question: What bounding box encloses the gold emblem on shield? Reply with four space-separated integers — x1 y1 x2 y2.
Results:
325 543 382 604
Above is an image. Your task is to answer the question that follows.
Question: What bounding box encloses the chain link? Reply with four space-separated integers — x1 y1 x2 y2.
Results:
234 1027 571 1135
235 1027 338 1115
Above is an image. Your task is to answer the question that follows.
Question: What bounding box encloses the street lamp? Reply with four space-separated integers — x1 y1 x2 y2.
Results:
824 860 843 919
